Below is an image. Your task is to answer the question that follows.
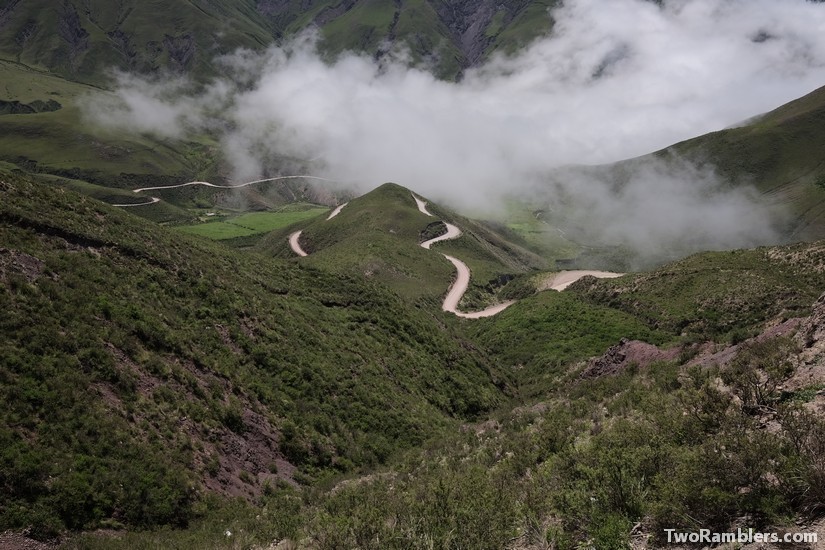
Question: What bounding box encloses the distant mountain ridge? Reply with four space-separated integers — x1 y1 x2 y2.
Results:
0 0 560 84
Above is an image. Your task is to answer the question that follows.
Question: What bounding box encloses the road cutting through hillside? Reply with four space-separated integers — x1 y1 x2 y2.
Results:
132 175 337 194
290 192 623 319
413 195 516 318
288 202 348 256
411 193 624 318
111 197 161 207
544 270 624 291
112 175 337 208
288 231 308 257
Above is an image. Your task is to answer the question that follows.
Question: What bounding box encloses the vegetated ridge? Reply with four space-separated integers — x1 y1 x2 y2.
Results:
2 171 825 548
261 182 548 310
0 170 509 538
0 0 561 84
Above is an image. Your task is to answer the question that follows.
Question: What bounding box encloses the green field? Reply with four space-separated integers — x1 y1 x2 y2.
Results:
175 206 330 240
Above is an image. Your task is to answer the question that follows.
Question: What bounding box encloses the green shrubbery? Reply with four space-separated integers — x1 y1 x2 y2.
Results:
0 175 509 537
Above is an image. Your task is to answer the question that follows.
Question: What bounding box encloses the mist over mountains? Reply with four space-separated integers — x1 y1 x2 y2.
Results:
5 1 825 546
87 0 825 259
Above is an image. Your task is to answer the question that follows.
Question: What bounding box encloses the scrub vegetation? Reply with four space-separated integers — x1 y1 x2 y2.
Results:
2 171 824 548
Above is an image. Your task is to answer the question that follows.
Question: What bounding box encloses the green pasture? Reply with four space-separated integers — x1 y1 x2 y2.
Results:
176 206 330 240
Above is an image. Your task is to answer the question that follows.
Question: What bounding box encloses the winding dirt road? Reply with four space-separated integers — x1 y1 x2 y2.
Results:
113 175 337 208
111 197 161 207
413 195 517 318
440 255 517 319
544 270 624 291
288 191 623 319
411 194 623 317
287 202 348 257
412 194 433 217
420 222 462 250
132 175 336 194
326 203 348 221
288 231 308 257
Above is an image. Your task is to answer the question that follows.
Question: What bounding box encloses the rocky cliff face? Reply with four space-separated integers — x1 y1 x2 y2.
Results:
57 2 90 71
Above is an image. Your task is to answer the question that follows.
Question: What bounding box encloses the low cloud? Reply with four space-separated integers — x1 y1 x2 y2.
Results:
85 0 825 259
541 157 786 266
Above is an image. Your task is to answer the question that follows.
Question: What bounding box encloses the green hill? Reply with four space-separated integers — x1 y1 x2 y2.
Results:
663 84 825 240
0 0 559 84
260 182 547 307
510 84 825 269
3 170 825 548
0 0 275 86
0 171 509 537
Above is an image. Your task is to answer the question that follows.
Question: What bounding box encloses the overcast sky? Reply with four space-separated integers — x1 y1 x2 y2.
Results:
89 0 825 257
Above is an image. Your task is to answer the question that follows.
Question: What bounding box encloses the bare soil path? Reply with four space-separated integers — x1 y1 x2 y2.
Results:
287 202 348 257
288 231 308 257
132 175 336 194
289 192 624 319
413 195 517 318
113 175 337 208
543 270 624 291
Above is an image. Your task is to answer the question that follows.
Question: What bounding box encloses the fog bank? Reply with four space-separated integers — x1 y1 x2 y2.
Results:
87 0 825 258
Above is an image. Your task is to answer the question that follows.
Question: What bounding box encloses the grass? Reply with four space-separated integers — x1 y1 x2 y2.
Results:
486 197 580 263
3 172 825 547
259 183 547 305
661 85 825 241
0 173 509 537
0 0 275 86
0 60 220 192
176 206 330 240
483 0 557 58
571 243 825 341
465 288 665 394
1 0 560 88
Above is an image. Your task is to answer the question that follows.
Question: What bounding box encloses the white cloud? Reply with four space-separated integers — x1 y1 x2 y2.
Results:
86 0 825 258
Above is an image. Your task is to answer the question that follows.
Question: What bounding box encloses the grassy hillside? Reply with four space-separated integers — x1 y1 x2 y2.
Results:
655 85 825 240
3 169 825 547
63 236 825 548
508 84 825 268
259 182 547 307
0 171 509 537
456 239 825 401
0 0 275 86
0 0 559 84
0 58 227 219
658 87 825 240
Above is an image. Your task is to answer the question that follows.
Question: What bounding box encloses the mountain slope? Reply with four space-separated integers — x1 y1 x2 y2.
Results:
260 182 547 307
0 0 275 85
514 84 825 269
0 0 560 84
663 84 825 240
0 171 508 536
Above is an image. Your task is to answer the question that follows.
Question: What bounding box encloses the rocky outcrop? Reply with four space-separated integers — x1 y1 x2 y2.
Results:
256 0 293 17
0 99 62 115
797 292 825 354
57 1 89 66
313 0 358 26
0 0 22 32
14 19 37 47
792 292 825 390
163 33 196 72
580 338 680 378
107 28 137 68
432 0 499 65
0 248 45 283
